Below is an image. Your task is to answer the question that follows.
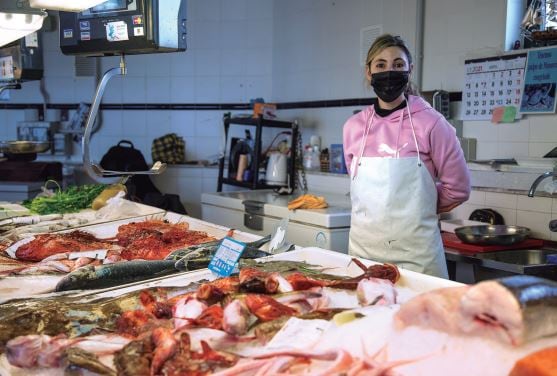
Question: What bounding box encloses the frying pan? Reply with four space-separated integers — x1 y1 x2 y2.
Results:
0 141 50 154
454 225 530 246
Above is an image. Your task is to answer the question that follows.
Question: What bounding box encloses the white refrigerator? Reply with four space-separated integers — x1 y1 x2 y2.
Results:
201 190 351 253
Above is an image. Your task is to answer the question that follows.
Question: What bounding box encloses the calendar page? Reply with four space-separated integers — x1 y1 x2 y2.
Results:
461 53 527 121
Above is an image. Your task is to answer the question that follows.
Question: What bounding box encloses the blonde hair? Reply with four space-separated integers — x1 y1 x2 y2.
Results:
365 34 419 96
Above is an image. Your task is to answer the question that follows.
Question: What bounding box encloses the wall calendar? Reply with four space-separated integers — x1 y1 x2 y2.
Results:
461 53 527 121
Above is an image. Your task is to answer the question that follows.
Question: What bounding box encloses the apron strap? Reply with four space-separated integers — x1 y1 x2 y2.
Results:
353 111 375 179
405 100 422 167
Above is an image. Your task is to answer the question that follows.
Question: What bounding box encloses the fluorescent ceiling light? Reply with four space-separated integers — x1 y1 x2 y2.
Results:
0 1 46 48
29 0 110 12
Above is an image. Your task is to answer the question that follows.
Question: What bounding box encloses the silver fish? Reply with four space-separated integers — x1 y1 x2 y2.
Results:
459 275 557 345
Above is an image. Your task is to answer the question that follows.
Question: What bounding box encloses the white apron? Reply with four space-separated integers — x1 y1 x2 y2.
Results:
348 108 448 279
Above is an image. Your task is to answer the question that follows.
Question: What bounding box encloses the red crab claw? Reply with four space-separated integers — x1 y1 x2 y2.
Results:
245 294 298 322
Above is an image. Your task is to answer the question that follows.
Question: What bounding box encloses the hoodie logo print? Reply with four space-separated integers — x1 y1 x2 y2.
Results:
378 142 408 157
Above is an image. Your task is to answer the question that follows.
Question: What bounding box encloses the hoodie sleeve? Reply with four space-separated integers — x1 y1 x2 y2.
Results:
343 119 354 175
429 116 471 210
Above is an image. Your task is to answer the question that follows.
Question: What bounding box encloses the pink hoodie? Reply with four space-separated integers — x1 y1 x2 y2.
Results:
343 95 470 210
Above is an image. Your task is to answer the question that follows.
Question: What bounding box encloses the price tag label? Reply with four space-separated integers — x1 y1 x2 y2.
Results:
208 237 246 277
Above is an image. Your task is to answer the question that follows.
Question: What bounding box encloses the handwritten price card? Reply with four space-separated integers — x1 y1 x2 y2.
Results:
461 53 527 121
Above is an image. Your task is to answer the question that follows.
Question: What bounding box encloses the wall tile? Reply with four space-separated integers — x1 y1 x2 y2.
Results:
102 76 123 103
144 54 171 78
220 21 248 49
170 112 196 137
474 141 499 160
244 76 272 101
183 136 198 161
220 49 247 76
467 190 486 205
195 111 223 137
245 18 273 48
170 53 195 77
97 111 123 137
516 210 551 240
195 21 222 49
220 76 246 102
170 77 196 102
194 49 221 76
194 76 220 102
43 51 75 78
122 77 147 102
122 111 148 136
74 77 96 103
529 142 557 157
489 207 517 226
496 122 529 142
146 77 171 103
529 115 557 143
8 82 43 103
462 121 498 141
246 0 273 19
124 55 147 77
484 192 517 209
497 142 529 158
245 48 273 76
195 137 222 159
517 195 552 213
447 202 486 221
222 0 247 20
193 0 221 21
146 111 171 138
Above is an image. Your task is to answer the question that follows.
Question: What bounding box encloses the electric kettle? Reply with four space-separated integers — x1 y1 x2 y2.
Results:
265 152 287 186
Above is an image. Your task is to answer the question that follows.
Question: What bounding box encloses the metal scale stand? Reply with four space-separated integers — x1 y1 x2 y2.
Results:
82 55 166 183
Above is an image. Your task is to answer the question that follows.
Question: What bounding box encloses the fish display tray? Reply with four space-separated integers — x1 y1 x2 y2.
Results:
442 232 545 253
71 211 261 243
0 212 262 302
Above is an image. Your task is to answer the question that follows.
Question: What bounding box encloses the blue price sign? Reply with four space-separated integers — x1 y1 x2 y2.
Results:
208 237 246 277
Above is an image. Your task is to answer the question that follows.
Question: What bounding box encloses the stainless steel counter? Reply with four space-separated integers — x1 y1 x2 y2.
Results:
445 246 557 283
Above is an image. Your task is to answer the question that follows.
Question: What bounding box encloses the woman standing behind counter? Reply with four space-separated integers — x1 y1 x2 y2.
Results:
343 34 471 278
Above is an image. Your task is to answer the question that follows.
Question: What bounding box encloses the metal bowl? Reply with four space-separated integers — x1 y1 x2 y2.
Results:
454 225 531 246
0 140 50 154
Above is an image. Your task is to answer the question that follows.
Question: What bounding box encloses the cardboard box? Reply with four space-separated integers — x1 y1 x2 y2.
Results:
253 103 277 119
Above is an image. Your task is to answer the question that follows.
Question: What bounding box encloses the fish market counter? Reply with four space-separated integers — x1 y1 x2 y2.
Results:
2 248 557 375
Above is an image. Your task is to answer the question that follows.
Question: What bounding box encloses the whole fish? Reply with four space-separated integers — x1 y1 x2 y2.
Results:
55 260 178 292
459 275 557 345
166 234 272 261
396 275 557 346
170 235 274 271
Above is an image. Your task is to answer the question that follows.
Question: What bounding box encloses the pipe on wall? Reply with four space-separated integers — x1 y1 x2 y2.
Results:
414 0 425 91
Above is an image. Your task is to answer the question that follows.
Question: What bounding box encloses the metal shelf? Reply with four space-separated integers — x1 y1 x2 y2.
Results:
217 114 298 192
222 116 293 129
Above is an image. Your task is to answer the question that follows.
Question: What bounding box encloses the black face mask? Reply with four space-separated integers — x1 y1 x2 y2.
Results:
370 70 409 103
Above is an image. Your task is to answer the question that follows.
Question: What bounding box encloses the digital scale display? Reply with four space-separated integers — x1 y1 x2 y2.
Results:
81 0 137 16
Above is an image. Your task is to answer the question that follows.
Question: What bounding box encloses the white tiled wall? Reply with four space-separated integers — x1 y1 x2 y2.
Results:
3 0 557 226
1 0 275 166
